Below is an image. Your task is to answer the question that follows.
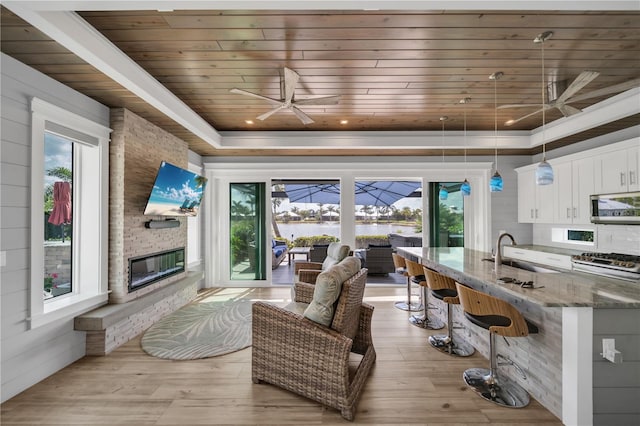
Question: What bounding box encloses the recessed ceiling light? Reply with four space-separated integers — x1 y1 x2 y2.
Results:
340 120 349 125
157 9 174 12
505 119 516 126
245 120 254 125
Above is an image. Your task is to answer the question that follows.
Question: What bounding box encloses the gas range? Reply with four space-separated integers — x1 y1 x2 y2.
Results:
571 252 640 281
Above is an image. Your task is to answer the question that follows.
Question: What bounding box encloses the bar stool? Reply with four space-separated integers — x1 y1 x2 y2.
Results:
423 267 474 357
405 259 444 330
455 283 538 408
392 253 421 311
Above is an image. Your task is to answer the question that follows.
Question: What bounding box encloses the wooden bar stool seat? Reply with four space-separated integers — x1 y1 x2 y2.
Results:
423 267 474 357
455 283 538 408
405 259 444 330
392 253 421 312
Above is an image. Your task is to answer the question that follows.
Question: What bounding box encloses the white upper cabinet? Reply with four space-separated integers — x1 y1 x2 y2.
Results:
599 145 639 193
554 157 595 224
517 138 636 225
517 167 554 223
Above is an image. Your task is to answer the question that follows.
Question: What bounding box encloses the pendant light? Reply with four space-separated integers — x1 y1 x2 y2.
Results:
535 31 554 185
489 71 504 192
439 116 449 201
459 97 471 196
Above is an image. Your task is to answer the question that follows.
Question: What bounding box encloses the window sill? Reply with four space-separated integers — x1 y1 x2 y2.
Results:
30 292 108 329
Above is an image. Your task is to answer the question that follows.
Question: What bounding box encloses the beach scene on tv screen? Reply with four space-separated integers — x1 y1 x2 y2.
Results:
143 162 207 217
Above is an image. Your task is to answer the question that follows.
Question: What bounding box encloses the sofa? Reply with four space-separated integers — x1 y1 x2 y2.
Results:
272 240 288 269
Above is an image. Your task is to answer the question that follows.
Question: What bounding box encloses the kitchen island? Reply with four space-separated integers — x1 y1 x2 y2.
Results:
398 246 640 426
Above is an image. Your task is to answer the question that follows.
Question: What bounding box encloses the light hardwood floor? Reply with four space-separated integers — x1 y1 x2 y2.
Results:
1 286 563 425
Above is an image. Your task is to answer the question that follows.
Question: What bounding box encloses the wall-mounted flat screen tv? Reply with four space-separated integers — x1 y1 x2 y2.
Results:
143 161 208 217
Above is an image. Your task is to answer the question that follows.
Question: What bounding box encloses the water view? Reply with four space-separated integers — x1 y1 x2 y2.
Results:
277 223 419 240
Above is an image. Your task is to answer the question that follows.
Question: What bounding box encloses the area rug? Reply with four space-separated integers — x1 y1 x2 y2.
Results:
141 298 253 360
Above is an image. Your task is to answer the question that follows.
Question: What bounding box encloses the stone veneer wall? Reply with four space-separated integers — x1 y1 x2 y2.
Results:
109 108 188 304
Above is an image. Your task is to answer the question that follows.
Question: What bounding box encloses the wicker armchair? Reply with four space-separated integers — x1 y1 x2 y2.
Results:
294 241 350 284
252 262 376 421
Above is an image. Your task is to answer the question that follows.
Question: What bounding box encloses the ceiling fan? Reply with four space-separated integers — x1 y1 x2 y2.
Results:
229 67 340 125
499 72 640 126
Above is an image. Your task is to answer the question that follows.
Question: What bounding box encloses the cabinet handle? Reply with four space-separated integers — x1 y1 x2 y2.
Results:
530 209 534 219
631 171 636 185
573 207 577 218
566 207 571 219
535 209 539 219
621 172 626 186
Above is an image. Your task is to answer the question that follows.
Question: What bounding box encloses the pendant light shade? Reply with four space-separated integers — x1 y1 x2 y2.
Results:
535 31 554 186
439 185 449 200
460 97 471 197
489 71 504 192
536 159 554 185
490 171 504 192
439 116 448 201
461 179 471 196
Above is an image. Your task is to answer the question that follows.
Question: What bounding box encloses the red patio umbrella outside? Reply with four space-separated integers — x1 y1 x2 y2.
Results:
48 181 72 233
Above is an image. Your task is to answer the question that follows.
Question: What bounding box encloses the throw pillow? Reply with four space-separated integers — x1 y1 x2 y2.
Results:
303 257 362 326
303 268 343 326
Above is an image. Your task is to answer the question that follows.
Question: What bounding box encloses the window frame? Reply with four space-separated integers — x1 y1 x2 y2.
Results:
29 97 111 329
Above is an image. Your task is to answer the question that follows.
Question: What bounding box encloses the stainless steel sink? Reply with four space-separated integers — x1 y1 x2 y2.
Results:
482 258 559 273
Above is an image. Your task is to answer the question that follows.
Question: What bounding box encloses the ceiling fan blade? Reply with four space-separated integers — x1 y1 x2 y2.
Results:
556 104 583 117
567 77 640 103
291 106 315 125
555 70 600 103
498 103 544 110
256 104 287 121
504 105 553 126
293 95 341 106
229 88 282 106
283 67 300 104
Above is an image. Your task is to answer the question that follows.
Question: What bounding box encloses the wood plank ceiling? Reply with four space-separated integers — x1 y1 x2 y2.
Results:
1 8 639 156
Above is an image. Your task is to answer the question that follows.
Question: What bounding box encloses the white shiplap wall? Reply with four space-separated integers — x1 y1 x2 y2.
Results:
0 53 110 402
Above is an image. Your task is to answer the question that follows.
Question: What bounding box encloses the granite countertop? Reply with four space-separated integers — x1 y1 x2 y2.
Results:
397 247 640 308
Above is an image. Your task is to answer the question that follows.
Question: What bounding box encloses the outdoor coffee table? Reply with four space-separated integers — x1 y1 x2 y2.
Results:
288 247 311 265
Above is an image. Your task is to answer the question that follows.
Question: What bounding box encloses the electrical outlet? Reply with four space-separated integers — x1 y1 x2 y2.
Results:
602 338 623 363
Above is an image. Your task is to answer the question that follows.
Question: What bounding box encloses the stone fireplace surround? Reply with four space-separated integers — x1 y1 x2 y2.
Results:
74 108 199 355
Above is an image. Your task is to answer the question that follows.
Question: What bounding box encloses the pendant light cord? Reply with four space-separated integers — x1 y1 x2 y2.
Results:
463 102 467 171
541 36 547 161
493 75 498 171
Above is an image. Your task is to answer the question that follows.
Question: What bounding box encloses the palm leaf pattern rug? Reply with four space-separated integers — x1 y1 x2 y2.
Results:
141 298 253 360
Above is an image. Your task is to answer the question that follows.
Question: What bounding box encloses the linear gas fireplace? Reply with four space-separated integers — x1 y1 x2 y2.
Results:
129 247 185 292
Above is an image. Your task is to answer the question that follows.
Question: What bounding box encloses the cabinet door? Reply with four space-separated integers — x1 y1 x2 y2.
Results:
628 145 639 191
555 161 573 223
573 157 595 224
600 149 628 193
536 179 555 223
518 169 536 223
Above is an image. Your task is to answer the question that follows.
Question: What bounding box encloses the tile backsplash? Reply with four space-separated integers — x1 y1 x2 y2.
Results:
533 223 640 255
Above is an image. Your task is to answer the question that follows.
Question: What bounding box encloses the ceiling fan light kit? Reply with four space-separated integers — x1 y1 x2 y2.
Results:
489 71 504 193
535 31 554 186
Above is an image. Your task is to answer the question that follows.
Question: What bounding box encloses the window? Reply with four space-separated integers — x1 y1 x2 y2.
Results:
30 98 110 328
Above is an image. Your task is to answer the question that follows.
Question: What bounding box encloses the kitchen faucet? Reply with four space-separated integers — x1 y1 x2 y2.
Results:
494 232 516 272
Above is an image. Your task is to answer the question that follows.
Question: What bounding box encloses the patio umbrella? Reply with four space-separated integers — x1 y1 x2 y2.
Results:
285 180 421 206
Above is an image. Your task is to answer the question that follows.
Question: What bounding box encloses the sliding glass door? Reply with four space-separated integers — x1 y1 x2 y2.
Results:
429 182 464 247
230 183 266 280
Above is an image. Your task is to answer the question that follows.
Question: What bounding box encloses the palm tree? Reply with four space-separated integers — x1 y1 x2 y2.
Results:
271 197 282 237
325 205 337 222
317 203 324 223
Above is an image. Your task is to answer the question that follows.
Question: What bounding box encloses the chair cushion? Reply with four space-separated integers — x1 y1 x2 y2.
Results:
304 257 361 326
322 242 350 270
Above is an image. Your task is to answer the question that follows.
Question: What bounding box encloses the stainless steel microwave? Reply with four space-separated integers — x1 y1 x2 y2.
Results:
591 192 640 224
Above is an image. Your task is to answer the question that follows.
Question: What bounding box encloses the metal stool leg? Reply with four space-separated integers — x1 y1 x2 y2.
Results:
409 285 444 329
462 332 530 408
428 303 474 356
394 275 422 311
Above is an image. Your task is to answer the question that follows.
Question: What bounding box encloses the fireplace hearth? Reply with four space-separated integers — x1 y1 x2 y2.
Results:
129 248 185 292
